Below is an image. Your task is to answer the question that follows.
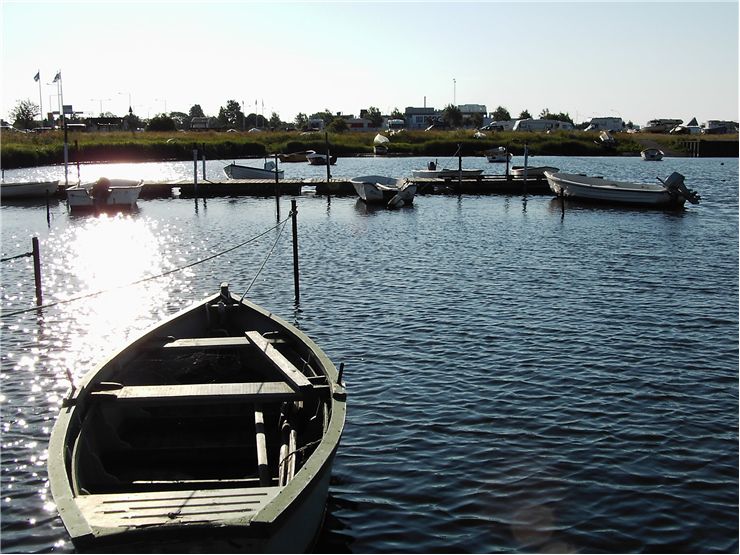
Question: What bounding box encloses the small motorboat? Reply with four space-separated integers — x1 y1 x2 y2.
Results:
641 148 664 161
485 147 512 163
66 178 143 211
306 152 337 166
544 171 700 208
411 162 484 179
224 161 284 179
350 175 417 208
0 180 60 200
48 283 346 552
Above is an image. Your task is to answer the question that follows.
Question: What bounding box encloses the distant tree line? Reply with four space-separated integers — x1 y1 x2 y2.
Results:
7 96 576 132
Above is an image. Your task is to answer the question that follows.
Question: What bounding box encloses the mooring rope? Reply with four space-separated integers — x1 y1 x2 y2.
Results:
0 251 32 263
1 212 293 318
239 213 290 303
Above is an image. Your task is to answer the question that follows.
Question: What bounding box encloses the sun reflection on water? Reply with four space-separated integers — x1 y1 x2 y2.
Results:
48 213 179 383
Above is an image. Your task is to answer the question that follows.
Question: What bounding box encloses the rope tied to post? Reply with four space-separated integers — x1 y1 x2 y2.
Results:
1 213 295 318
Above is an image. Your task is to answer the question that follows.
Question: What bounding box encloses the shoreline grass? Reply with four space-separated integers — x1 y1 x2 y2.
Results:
1 129 736 169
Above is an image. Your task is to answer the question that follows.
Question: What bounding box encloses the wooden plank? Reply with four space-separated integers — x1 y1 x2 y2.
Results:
254 405 270 486
76 486 281 527
91 382 299 403
245 331 312 391
162 336 250 349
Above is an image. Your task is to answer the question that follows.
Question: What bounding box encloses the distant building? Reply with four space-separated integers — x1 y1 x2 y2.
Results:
190 117 211 130
307 118 325 131
703 120 738 134
341 114 374 130
404 106 441 129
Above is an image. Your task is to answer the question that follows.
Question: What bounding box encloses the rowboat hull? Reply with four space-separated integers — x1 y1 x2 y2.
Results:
545 171 689 208
0 180 59 199
350 175 416 207
306 154 337 166
48 284 346 552
510 166 559 177
278 151 313 163
224 163 284 180
66 179 143 210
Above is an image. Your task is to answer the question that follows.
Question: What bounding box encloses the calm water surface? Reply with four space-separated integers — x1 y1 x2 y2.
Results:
1 156 738 553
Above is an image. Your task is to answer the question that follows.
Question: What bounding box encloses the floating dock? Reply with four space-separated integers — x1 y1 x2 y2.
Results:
138 175 550 199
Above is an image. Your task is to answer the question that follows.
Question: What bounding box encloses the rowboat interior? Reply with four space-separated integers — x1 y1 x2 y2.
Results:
62 286 338 543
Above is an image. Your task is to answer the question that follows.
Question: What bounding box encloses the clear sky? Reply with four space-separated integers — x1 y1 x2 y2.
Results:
2 1 738 127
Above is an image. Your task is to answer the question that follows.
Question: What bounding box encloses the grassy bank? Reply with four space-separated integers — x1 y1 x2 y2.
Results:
1 129 737 169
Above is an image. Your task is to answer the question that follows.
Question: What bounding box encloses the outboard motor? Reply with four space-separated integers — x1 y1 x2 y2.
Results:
264 160 276 171
660 172 701 205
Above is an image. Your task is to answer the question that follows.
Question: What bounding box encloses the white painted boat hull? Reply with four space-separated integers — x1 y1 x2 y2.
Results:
510 166 559 177
224 163 284 179
641 148 664 161
66 179 143 210
1 180 59 199
545 172 686 208
350 175 416 206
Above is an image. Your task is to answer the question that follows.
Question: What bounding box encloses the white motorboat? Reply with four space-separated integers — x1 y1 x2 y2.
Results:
66 178 143 211
641 148 664 161
544 171 700 208
1 180 59 200
411 162 484 179
350 175 417 208
485 147 512 163
306 152 337 165
224 161 284 179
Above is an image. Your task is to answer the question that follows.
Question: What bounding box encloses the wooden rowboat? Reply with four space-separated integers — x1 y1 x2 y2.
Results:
48 283 347 552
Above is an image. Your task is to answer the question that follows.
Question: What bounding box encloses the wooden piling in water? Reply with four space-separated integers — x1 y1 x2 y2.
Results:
291 199 300 304
32 237 42 307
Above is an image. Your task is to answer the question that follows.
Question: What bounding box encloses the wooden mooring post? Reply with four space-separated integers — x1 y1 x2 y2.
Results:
192 148 199 193
291 199 300 304
32 237 42 307
275 154 281 221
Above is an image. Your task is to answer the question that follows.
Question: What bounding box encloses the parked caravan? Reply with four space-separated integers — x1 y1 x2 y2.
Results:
512 118 574 132
584 117 624 132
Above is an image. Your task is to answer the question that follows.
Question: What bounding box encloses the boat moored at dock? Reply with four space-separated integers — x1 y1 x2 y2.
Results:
544 171 700 208
66 178 143 211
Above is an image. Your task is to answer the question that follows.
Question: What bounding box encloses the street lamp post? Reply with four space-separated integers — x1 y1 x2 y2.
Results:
453 78 456 106
155 98 167 115
90 98 111 116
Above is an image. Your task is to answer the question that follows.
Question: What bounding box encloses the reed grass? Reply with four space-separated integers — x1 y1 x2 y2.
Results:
1 129 735 169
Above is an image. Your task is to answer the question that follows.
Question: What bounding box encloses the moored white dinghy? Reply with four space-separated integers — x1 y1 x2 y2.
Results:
224 161 284 179
1 180 60 200
66 178 143 211
350 175 417 207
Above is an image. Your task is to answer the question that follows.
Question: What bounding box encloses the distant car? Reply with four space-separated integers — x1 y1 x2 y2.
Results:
247 127 262 133
226 128 239 133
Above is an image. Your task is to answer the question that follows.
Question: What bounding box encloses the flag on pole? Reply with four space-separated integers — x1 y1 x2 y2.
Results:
34 71 40 82
53 71 61 82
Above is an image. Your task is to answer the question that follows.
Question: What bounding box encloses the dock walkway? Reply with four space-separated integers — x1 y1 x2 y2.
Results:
138 175 551 199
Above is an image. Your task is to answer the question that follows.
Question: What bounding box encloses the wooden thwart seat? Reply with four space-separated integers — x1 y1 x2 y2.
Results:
245 331 312 392
91 381 300 404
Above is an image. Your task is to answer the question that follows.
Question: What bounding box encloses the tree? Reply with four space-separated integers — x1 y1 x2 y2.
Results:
519 109 532 119
294 112 308 129
470 112 484 129
217 99 244 128
442 104 463 128
540 108 573 124
310 110 334 126
169 111 189 130
327 117 347 133
491 106 511 121
146 114 176 131
245 113 267 128
390 107 405 120
268 111 282 129
365 106 383 127
10 99 39 129
189 104 205 118
123 113 143 131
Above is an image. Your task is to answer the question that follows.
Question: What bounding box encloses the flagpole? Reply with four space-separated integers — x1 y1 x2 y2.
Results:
36 71 43 126
56 70 69 186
